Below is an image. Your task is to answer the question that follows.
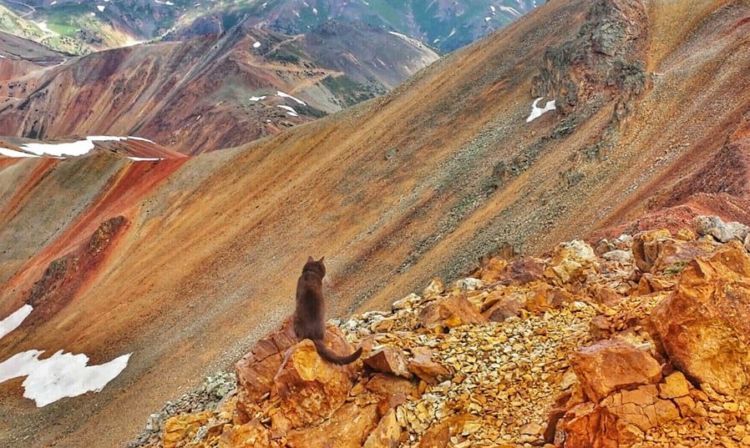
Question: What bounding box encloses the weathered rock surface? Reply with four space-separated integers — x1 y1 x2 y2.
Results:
419 294 486 330
694 215 750 243
270 337 359 432
364 347 412 379
652 241 750 395
571 339 662 402
137 219 750 448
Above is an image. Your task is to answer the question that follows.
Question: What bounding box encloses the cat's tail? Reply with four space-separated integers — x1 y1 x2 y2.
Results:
313 339 363 365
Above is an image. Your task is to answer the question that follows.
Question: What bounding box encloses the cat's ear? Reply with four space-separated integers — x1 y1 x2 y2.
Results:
318 256 325 263
307 256 314 263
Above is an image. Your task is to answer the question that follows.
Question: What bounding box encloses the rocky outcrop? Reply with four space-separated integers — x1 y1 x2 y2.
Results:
22 216 128 323
531 0 648 115
137 217 750 448
571 339 662 402
652 241 750 395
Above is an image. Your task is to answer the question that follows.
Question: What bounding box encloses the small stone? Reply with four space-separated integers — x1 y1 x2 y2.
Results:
520 422 543 436
364 347 412 379
408 347 452 385
658 371 691 399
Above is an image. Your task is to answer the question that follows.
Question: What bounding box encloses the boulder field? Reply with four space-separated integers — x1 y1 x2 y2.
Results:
130 216 750 447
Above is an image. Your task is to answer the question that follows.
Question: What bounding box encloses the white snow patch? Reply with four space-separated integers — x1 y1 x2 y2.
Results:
127 136 155 143
0 54 5 59
253 41 261 49
499 6 523 17
128 157 162 162
278 105 298 117
0 350 131 407
22 140 96 157
526 98 556 123
96 5 105 12
0 147 38 158
20 136 148 158
87 136 126 142
0 305 33 339
485 16 491 22
276 91 306 106
249 96 266 102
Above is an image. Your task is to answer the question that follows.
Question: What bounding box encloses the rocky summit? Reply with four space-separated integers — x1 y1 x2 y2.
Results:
132 215 750 448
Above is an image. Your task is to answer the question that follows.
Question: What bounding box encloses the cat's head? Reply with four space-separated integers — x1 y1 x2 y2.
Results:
303 256 326 277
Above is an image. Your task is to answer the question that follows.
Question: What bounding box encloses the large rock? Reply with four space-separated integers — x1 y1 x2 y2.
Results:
417 414 481 448
559 384 681 448
364 347 412 379
419 294 486 330
363 409 401 448
694 215 750 243
366 373 420 414
504 257 546 285
234 319 298 422
218 419 274 448
285 402 379 448
422 278 445 299
481 282 573 321
571 339 662 402
270 330 360 432
407 347 452 385
651 241 750 394
162 412 212 448
632 229 717 274
544 240 598 285
632 229 672 273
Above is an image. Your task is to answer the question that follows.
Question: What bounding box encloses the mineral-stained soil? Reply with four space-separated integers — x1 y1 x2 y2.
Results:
2 0 750 446
0 22 439 155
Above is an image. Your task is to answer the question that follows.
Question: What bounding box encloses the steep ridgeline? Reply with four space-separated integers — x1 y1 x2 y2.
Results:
0 0 538 54
0 21 438 154
132 216 750 447
2 0 750 446
172 0 539 53
0 30 66 80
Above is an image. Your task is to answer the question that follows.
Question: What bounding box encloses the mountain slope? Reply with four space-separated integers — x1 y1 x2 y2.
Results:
0 0 538 54
0 3 85 54
1 0 750 446
0 22 438 154
172 0 539 53
0 30 65 80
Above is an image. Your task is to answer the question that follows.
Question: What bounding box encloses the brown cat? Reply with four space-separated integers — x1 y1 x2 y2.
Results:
293 256 362 364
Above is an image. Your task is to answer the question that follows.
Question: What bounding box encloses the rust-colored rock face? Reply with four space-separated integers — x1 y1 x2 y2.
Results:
6 0 750 445
571 339 663 402
271 337 358 432
652 242 750 395
419 294 486 330
364 347 412 379
234 319 298 421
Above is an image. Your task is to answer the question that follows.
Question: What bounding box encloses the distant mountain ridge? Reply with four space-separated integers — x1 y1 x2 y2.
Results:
3 1 750 447
0 20 439 154
0 0 539 54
